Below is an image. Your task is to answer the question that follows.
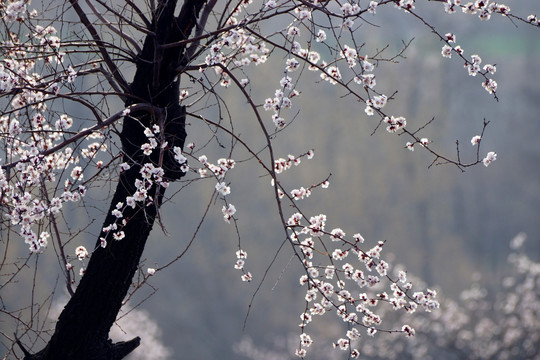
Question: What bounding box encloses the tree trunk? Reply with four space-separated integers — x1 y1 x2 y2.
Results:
25 1 205 358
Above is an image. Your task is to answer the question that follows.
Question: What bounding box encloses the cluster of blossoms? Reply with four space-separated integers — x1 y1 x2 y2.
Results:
482 151 497 167
262 5 379 128
197 155 234 179
234 249 252 282
342 234 539 359
440 32 498 95
273 149 439 357
272 150 320 199
1 0 34 22
397 0 416 11
263 74 300 128
202 2 271 87
470 134 498 167
139 124 164 156
443 0 511 19
527 14 540 26
222 203 236 224
274 150 313 174
287 216 439 358
0 22 104 253
236 235 539 360
405 137 430 151
383 116 407 134
98 129 193 250
98 156 169 248
197 155 235 197
192 153 239 223
262 129 439 357
436 0 540 105
290 179 330 203
68 246 89 277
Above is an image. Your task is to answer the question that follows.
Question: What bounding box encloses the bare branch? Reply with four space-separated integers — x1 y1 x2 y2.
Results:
85 0 142 55
67 0 130 92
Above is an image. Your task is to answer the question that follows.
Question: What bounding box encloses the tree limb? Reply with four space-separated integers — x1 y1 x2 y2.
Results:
67 0 129 92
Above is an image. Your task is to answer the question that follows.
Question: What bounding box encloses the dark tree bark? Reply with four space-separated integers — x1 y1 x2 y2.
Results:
24 1 206 359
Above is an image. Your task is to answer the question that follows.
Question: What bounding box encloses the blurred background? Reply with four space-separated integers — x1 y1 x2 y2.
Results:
1 1 539 359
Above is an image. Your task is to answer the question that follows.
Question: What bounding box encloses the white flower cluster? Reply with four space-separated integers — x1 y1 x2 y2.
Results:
197 155 236 199
397 0 415 11
234 249 252 282
444 0 510 19
222 204 236 223
198 155 235 180
440 32 498 96
2 0 29 22
334 234 539 359
274 151 313 175
0 23 114 253
273 151 324 200
204 4 271 73
263 74 300 128
99 127 190 248
289 217 439 358
383 116 407 134
527 14 539 26
1 111 90 252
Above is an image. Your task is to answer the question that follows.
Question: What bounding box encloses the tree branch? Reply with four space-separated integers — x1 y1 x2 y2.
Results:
84 0 142 55
68 0 129 92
